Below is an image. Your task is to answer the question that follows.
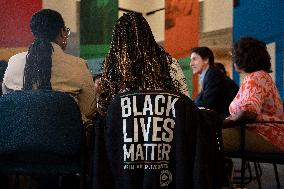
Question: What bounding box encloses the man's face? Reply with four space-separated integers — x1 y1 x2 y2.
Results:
189 52 209 75
94 78 101 94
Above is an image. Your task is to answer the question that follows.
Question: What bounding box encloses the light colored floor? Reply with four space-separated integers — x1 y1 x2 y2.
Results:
231 159 284 189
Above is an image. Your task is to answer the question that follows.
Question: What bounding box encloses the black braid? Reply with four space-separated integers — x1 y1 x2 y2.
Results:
98 12 181 114
24 9 65 90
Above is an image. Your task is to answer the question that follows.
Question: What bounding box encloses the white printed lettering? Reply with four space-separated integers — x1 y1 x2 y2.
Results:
155 95 165 115
123 119 132 142
135 144 144 160
121 97 131 117
139 117 152 141
165 97 178 117
162 118 175 142
133 96 142 116
123 143 134 161
143 95 153 115
152 117 163 141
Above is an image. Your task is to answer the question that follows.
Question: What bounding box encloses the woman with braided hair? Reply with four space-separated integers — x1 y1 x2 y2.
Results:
97 12 189 115
3 9 96 123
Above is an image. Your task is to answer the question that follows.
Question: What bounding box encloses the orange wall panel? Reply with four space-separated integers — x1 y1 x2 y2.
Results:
164 0 198 59
165 0 199 97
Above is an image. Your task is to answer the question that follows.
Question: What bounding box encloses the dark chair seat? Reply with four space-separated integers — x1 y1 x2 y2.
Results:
0 90 86 188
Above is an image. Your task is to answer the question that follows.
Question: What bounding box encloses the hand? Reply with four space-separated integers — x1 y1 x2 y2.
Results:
223 118 238 128
198 106 213 111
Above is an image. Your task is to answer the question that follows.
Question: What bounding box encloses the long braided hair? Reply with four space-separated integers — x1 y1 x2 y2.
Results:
23 9 65 90
98 12 181 114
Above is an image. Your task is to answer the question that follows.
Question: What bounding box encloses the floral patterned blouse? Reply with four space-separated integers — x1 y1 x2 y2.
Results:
229 70 284 150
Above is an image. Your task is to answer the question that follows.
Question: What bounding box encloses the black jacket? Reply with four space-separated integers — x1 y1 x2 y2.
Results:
93 90 224 189
194 67 229 118
94 91 200 189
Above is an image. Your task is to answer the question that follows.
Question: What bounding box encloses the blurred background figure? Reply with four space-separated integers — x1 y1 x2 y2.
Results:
97 12 189 115
223 36 284 153
93 73 102 100
190 47 230 118
215 62 239 105
93 73 102 117
0 60 8 95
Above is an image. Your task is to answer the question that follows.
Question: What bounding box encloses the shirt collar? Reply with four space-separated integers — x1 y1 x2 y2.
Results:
199 65 209 86
51 42 63 53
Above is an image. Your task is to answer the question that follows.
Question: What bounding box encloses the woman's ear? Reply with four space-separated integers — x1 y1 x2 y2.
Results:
204 58 209 65
54 27 68 51
60 27 67 38
55 28 65 42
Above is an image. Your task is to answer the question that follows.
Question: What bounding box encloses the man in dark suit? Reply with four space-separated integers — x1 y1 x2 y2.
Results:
190 47 229 118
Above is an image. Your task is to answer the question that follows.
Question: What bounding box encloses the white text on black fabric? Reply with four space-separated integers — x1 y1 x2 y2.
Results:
121 94 178 165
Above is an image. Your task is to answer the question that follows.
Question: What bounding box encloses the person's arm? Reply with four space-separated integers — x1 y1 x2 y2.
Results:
224 72 265 128
77 61 97 122
223 111 257 128
2 82 13 94
2 82 7 94
194 93 203 107
227 110 257 121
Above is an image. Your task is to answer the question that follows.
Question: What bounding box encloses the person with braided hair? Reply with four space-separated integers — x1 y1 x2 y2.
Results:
93 13 226 189
2 9 96 123
97 12 189 115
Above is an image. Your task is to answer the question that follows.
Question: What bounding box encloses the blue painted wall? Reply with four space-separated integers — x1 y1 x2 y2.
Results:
233 0 284 99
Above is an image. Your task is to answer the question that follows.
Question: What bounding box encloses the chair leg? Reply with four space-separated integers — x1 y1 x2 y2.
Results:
257 162 262 177
80 174 86 189
58 176 62 188
247 162 253 183
15 175 19 189
233 160 255 185
253 162 262 189
273 164 280 189
241 158 246 188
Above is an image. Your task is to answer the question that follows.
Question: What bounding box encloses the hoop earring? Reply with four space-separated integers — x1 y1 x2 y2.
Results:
62 36 68 45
